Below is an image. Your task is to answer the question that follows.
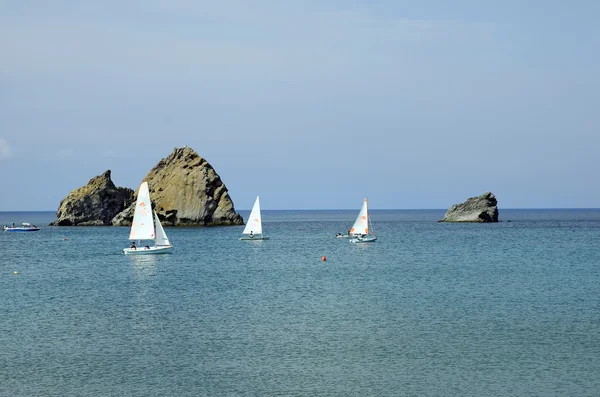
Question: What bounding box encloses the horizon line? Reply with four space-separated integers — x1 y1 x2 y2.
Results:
2 207 600 213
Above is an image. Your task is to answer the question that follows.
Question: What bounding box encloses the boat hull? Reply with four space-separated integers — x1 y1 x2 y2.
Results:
4 227 40 232
336 234 352 238
350 236 377 243
240 236 270 240
123 246 173 255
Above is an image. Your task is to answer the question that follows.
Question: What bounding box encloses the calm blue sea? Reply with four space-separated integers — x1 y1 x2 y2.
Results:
1 209 599 396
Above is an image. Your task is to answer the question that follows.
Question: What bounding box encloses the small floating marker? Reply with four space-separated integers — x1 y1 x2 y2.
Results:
13 271 19 275
63 238 67 241
321 255 327 262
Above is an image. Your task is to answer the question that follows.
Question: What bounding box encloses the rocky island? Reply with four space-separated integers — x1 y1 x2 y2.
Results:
50 170 134 226
439 192 499 222
51 147 244 226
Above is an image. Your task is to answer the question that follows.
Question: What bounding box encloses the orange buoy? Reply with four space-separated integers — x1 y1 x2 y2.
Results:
321 255 327 261
63 238 67 241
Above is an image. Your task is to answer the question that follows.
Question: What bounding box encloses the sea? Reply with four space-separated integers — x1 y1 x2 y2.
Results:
1 209 599 396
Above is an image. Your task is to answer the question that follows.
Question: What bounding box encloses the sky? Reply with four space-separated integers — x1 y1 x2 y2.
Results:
1 1 599 210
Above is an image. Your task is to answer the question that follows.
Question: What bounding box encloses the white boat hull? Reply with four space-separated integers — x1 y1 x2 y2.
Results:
350 236 377 243
123 246 173 255
4 227 40 232
336 234 351 238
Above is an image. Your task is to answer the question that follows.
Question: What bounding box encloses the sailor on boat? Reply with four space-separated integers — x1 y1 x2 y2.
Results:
249 231 254 238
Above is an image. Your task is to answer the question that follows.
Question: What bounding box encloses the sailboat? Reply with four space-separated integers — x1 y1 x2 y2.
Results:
240 196 269 240
349 198 377 243
122 182 173 255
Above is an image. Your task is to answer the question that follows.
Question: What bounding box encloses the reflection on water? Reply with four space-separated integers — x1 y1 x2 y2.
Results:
129 255 158 279
349 240 376 249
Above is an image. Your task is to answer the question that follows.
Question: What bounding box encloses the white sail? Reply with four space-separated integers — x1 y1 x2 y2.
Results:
242 196 263 235
350 198 370 235
129 182 155 241
154 211 170 247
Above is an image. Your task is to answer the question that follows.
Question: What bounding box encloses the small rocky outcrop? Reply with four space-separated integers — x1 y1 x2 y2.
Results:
440 192 499 222
50 171 134 226
111 147 244 226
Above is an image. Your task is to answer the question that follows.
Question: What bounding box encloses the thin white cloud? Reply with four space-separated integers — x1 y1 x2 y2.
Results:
0 138 12 159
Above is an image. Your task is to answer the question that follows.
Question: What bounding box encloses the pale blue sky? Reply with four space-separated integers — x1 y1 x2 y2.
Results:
1 1 599 210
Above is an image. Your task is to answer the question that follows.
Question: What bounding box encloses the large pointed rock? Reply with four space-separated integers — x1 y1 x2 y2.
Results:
440 192 499 222
111 147 244 226
50 171 134 226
